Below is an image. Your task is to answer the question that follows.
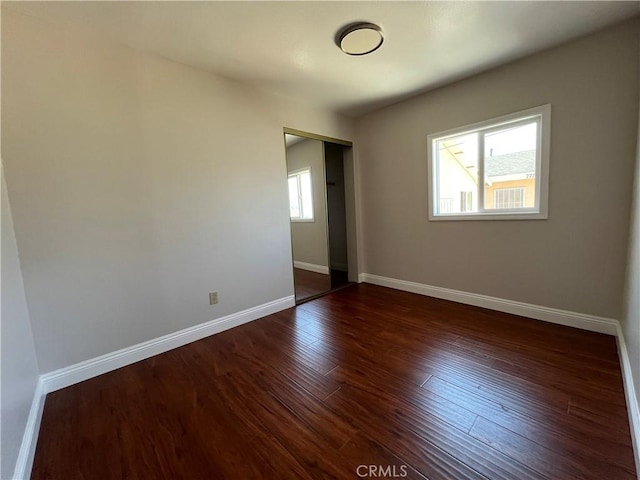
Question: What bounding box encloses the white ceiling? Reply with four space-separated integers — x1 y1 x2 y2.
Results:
4 1 639 116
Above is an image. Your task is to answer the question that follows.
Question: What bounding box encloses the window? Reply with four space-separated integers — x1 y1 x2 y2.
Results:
494 187 525 209
288 168 314 221
427 104 550 220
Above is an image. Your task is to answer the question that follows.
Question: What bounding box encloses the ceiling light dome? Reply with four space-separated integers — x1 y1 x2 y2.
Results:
336 22 384 56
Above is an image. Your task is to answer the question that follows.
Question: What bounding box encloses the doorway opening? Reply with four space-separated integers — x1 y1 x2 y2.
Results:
283 128 357 303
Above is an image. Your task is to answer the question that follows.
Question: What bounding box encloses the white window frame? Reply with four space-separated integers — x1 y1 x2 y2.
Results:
288 167 314 222
427 104 551 221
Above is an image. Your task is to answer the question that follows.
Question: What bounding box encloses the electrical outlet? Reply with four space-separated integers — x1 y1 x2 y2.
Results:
209 292 218 305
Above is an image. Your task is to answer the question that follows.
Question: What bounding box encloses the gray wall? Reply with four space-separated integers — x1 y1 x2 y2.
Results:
356 19 639 319
623 84 640 441
1 10 353 373
1 166 40 480
286 138 329 269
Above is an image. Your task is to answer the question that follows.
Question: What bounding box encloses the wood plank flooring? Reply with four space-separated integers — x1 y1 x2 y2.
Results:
31 284 637 479
293 268 330 302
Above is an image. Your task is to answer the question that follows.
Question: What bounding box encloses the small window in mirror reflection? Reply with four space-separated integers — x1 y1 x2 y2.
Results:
288 168 314 222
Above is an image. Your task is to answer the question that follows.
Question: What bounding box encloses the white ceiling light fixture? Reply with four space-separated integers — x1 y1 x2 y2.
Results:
336 22 384 56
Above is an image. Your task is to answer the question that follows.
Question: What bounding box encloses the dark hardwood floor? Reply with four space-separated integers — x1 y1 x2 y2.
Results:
293 268 330 302
32 284 637 479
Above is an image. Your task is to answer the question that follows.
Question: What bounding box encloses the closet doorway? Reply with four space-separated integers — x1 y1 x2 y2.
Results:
283 128 356 303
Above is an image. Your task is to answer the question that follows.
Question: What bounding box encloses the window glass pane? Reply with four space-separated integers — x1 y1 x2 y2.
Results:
436 133 478 214
494 187 525 209
288 176 300 218
484 122 537 210
460 191 473 212
299 171 313 219
439 198 453 213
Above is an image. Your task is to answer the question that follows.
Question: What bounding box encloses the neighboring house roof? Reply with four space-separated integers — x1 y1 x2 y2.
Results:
486 150 535 177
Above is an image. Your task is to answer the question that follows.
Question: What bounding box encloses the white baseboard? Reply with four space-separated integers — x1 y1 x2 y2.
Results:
12 377 45 480
293 261 329 275
616 324 640 478
360 273 618 335
41 295 295 394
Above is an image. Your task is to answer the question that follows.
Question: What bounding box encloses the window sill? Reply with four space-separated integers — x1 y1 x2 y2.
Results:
429 212 548 221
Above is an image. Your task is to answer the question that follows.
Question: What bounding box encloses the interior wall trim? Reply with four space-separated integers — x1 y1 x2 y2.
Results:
616 324 640 478
360 273 619 335
293 261 330 275
12 378 45 480
283 127 352 147
40 295 295 394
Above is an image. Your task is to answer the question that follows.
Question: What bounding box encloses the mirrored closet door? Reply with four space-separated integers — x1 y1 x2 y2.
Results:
285 131 353 303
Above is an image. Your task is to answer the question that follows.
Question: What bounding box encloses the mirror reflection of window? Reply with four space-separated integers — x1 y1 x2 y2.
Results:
288 168 314 221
